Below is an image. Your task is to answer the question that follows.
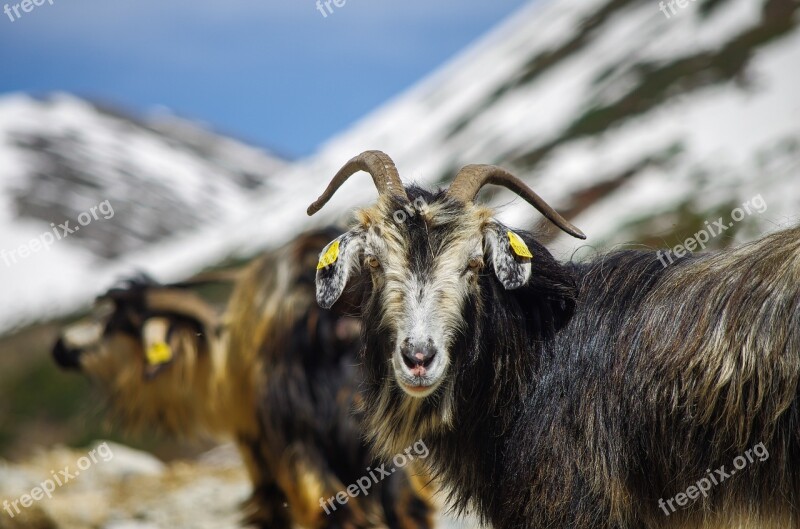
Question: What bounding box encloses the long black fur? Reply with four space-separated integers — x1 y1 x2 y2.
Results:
349 188 800 529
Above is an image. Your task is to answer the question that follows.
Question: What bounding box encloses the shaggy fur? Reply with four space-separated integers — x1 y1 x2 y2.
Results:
53 274 222 436
54 229 436 529
315 184 800 529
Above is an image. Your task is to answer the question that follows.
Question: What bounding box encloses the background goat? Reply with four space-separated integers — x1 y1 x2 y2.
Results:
53 228 435 529
53 273 224 435
308 150 800 529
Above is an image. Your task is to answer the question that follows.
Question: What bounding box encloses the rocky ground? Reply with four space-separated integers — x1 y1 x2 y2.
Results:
0 442 477 529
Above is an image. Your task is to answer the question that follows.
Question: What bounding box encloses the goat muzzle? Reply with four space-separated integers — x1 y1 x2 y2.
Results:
52 337 83 371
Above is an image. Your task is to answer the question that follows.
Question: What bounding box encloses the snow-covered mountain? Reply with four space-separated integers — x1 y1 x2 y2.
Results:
1 0 799 334
0 94 289 332
1 94 288 258
292 0 800 250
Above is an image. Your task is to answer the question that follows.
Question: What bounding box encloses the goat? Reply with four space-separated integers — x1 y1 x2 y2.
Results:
53 273 224 435
308 150 800 529
53 228 435 529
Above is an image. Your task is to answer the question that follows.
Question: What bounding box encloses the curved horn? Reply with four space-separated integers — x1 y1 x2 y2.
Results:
165 268 243 289
144 289 220 335
307 150 408 216
448 165 586 240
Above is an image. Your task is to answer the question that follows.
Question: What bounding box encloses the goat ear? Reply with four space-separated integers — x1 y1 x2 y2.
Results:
315 230 364 309
141 317 175 379
485 222 532 290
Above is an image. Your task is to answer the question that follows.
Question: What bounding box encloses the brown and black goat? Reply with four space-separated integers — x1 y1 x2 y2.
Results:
308 150 800 529
53 273 225 435
54 228 436 529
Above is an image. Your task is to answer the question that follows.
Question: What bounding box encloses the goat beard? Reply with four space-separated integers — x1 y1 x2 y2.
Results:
358 336 457 459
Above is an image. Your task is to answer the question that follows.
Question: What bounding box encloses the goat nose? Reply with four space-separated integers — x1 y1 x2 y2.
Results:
52 338 83 371
400 341 437 370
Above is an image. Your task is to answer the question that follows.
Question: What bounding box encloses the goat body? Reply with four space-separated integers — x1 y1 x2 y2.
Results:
54 228 435 529
399 222 800 529
310 161 800 529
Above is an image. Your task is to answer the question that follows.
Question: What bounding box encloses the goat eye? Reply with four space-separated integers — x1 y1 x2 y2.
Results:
366 256 381 269
467 257 484 272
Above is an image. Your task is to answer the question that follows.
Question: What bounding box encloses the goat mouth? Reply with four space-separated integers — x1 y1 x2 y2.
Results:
401 380 432 392
395 364 444 397
398 379 440 398
52 338 84 371
393 346 446 398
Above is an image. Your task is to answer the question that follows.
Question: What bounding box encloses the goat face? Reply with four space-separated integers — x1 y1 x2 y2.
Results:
53 276 220 434
310 152 584 412
318 188 543 397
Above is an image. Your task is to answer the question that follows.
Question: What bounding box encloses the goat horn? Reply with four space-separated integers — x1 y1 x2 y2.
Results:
144 289 220 336
307 150 408 216
448 165 586 240
165 268 243 289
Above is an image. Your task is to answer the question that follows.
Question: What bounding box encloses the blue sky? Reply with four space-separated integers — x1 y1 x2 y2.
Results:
0 0 530 157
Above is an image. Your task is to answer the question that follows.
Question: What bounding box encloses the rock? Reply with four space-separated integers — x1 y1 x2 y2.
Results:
196 443 242 469
0 442 483 528
89 442 165 479
103 521 159 529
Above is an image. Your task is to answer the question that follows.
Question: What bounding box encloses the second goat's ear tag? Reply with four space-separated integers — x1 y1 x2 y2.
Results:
146 342 173 365
317 240 340 270
507 231 533 259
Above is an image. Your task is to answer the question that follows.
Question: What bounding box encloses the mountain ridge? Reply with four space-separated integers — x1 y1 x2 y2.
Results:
0 0 798 334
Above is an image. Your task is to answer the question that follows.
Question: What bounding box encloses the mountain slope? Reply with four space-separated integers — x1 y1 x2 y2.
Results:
1 0 799 334
0 94 288 332
295 0 799 249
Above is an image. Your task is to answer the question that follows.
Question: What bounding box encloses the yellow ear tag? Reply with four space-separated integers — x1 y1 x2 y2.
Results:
317 240 340 270
507 231 533 259
146 342 173 365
